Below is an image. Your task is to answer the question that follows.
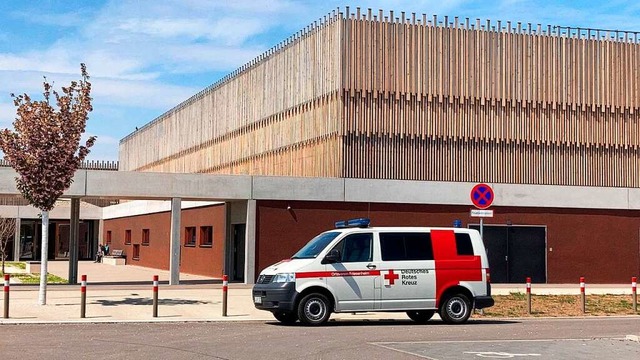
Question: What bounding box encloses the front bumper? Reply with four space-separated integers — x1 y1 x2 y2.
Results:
252 282 298 312
474 296 495 309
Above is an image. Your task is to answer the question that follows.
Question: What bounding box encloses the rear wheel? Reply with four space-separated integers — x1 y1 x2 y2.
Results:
406 310 435 323
273 311 297 324
439 293 471 324
297 293 331 326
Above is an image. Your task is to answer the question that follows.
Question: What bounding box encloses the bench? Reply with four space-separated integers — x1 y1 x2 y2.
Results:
103 249 126 265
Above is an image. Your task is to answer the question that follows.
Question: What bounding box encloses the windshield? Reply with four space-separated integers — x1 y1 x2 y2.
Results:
291 231 341 259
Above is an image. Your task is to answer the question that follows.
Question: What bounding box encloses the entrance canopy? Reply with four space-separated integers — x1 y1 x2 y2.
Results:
1 167 640 210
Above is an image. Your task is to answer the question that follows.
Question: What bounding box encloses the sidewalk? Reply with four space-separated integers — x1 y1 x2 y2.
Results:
1 261 637 324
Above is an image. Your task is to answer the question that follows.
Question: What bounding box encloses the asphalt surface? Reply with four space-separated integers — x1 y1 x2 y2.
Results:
0 317 638 359
2 261 639 359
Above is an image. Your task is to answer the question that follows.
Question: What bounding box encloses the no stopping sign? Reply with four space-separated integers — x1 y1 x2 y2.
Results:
470 183 494 209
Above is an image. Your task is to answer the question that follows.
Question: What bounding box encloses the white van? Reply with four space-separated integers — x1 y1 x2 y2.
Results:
253 218 494 325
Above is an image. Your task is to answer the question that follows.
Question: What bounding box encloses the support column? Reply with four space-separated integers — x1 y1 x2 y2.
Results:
68 198 80 284
13 217 21 261
97 218 104 253
244 200 256 284
169 198 181 285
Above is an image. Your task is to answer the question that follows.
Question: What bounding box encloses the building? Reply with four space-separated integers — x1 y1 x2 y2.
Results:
0 161 117 263
103 9 640 283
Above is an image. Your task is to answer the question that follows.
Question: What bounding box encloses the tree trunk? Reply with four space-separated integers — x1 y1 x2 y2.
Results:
38 211 49 305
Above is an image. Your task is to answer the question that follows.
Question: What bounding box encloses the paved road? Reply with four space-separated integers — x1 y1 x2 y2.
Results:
1 317 638 359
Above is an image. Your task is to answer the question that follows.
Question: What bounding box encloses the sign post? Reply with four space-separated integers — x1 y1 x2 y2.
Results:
470 183 494 239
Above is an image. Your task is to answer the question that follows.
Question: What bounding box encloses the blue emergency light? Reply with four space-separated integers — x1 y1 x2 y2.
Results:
335 218 371 228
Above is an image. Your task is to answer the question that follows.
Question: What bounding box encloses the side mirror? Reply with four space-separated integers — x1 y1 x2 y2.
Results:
321 249 341 264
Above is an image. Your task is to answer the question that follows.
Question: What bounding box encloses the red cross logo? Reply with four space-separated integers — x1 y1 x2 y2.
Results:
384 270 399 286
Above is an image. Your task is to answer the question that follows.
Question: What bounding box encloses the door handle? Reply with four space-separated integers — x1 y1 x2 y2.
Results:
367 263 377 269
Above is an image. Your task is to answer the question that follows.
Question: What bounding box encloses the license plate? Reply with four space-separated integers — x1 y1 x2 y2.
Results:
254 296 262 304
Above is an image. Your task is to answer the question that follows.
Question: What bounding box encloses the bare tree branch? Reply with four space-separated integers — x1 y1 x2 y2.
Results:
0 217 16 274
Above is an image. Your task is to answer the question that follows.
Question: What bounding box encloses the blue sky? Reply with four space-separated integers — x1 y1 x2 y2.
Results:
0 0 638 161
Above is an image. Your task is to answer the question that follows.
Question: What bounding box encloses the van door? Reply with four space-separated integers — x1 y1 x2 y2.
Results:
378 232 436 310
325 233 378 312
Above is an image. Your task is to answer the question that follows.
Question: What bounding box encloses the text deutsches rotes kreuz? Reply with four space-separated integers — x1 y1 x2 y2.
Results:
400 269 428 285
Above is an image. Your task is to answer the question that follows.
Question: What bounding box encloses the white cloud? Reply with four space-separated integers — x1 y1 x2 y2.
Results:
163 44 264 73
90 77 197 109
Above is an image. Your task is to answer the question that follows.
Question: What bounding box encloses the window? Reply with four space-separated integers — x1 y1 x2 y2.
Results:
125 230 131 245
331 233 373 262
142 229 150 246
106 231 112 245
380 232 433 261
455 233 474 256
200 226 213 247
185 227 196 246
292 232 341 259
132 244 140 260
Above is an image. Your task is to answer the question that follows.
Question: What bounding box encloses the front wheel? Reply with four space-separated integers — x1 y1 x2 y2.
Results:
297 293 331 326
406 310 435 323
439 294 471 324
273 311 297 324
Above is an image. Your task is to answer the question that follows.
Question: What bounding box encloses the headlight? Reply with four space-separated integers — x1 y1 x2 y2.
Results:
273 273 295 283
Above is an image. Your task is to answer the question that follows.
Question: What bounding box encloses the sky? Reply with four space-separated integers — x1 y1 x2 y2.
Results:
0 0 638 161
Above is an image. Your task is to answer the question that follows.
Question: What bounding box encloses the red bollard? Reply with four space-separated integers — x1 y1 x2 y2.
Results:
80 275 87 318
632 276 637 313
3 274 9 319
580 276 586 313
526 277 532 314
153 275 159 318
222 275 228 317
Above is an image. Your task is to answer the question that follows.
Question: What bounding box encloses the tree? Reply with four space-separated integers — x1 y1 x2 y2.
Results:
0 217 16 274
0 64 95 304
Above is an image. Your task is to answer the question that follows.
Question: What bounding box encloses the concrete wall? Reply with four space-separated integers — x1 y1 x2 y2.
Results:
0 201 102 220
103 200 222 219
3 167 640 212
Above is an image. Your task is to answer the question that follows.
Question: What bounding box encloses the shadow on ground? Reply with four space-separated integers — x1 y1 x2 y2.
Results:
94 298 212 306
267 319 521 327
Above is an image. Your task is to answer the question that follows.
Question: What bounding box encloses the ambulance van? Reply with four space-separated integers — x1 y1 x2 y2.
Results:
252 218 494 325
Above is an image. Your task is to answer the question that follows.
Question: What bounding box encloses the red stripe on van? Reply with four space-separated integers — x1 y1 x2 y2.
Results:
296 270 381 279
431 230 482 307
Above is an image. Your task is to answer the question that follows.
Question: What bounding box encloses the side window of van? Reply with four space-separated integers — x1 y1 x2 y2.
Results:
380 233 433 261
332 233 373 262
455 233 474 255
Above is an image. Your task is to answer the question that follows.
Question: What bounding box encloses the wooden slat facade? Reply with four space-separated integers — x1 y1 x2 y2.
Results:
120 8 640 187
120 14 343 175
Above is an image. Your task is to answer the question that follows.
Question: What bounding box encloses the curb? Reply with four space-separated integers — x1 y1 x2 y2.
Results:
472 315 640 321
0 318 273 325
626 335 640 342
2 313 637 326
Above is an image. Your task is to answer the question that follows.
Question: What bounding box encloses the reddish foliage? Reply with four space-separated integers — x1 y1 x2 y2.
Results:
0 64 96 211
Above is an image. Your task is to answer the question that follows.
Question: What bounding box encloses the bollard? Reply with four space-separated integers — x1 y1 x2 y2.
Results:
633 276 637 313
80 275 87 318
222 274 228 317
3 274 9 319
580 276 586 313
152 275 159 318
526 277 532 315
